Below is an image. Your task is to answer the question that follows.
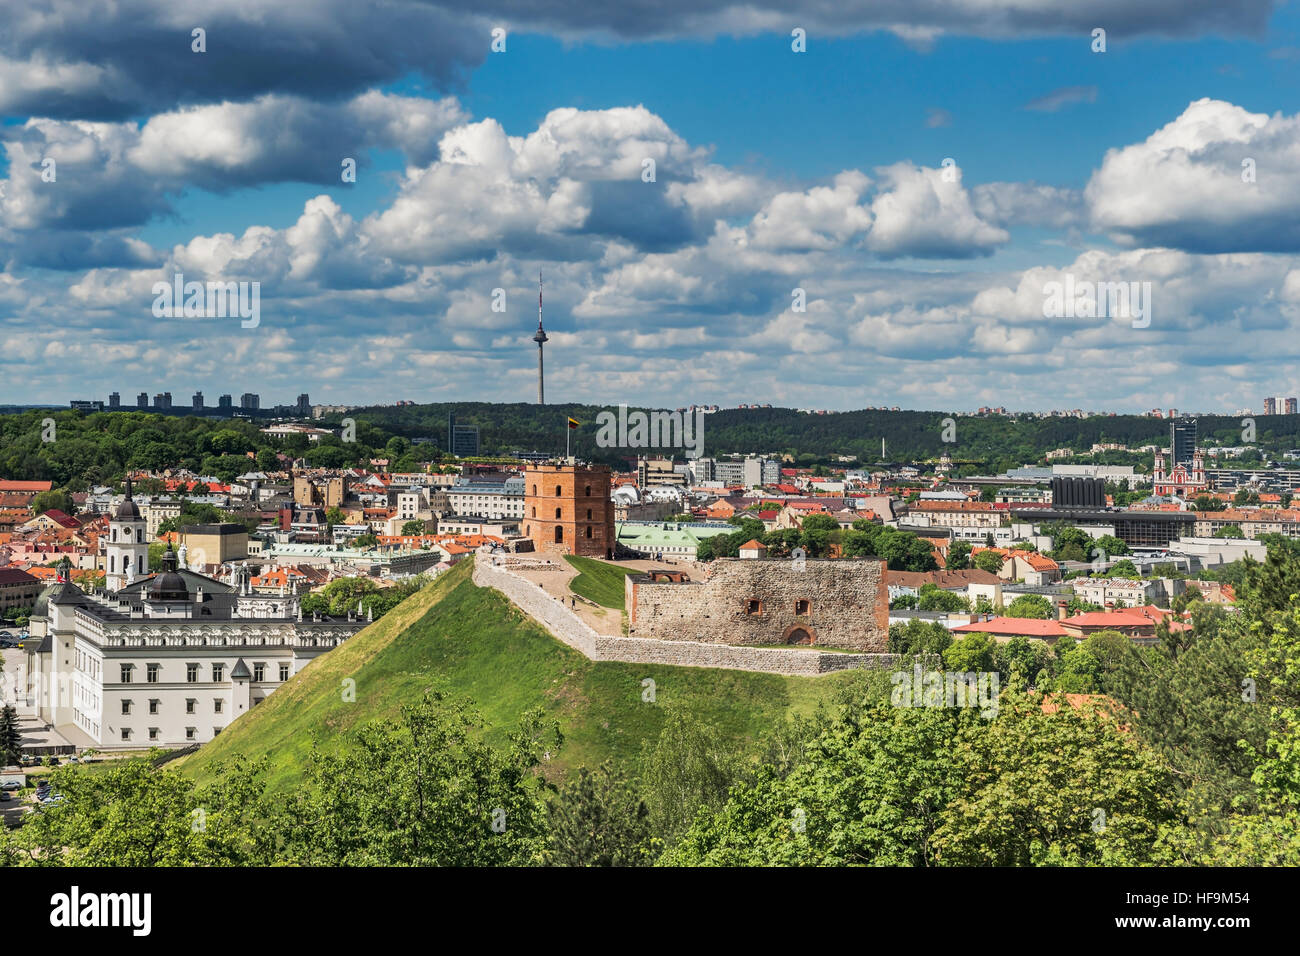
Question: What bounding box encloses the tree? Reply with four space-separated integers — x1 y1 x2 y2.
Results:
888 618 952 656
0 705 20 766
400 520 426 536
30 489 75 516
917 583 970 613
973 550 1005 575
1094 534 1129 557
544 762 655 866
947 540 972 570
1006 594 1052 619
1108 559 1140 579
942 633 996 672
1213 524 1244 539
0 755 272 866
638 712 740 846
271 694 559 866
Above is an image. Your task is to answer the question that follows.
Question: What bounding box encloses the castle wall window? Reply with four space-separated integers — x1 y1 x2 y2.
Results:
796 599 811 615
745 599 762 615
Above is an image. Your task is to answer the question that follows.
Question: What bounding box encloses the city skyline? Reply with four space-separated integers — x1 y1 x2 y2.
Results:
5 4 1300 412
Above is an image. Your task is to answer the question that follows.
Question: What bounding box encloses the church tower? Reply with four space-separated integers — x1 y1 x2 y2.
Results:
105 477 149 592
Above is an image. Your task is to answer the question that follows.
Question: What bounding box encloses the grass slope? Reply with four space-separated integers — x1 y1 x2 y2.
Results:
563 555 635 609
180 558 874 792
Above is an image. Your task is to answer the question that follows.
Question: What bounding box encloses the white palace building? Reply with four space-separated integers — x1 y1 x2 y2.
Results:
23 481 366 749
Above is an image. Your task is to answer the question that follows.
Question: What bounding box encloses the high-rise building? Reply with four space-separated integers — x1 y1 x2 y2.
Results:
137 392 149 409
446 412 480 457
296 393 310 415
192 391 204 410
240 393 259 411
1287 398 1299 415
1264 397 1277 416
218 394 233 411
153 392 172 410
1171 418 1197 468
108 392 120 409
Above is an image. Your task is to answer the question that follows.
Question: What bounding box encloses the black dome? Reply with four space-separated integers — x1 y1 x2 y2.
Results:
149 545 189 601
115 477 141 520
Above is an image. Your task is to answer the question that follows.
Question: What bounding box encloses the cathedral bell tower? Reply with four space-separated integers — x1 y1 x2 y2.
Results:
105 477 149 592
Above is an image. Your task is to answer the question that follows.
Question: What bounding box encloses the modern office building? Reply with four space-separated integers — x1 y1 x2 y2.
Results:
240 393 260 411
1171 418 1197 467
446 412 480 457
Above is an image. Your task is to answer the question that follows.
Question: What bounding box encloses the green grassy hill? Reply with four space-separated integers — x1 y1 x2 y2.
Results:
180 558 876 792
563 555 635 609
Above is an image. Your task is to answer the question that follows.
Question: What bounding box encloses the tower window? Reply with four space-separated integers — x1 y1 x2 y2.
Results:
555 507 562 519
745 599 762 616
554 486 562 496
796 599 811 615
554 526 564 544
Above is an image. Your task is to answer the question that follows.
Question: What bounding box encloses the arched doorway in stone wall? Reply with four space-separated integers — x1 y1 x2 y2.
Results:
783 625 814 645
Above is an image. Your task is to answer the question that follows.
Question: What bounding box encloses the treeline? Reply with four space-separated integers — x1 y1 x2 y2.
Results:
0 411 439 488
6 538 1298 866
697 514 937 572
341 402 1300 470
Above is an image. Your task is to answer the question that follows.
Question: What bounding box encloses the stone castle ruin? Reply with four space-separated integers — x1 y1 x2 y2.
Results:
625 558 890 652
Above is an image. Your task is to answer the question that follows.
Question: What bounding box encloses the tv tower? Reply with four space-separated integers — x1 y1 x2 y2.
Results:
533 272 548 404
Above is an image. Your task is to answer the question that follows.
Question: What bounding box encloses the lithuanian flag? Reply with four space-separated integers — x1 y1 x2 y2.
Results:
567 417 580 429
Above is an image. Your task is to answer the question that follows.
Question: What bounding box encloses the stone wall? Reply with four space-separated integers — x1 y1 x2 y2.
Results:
473 558 896 677
627 558 890 652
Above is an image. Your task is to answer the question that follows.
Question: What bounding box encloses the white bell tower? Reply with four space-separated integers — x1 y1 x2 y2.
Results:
105 477 149 592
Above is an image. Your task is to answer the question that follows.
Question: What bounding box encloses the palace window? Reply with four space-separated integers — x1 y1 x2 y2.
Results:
120 664 133 683
253 663 266 682
185 699 196 715
146 664 159 683
212 664 224 682
149 728 159 741
148 699 159 715
120 728 131 741
186 663 200 683
185 728 196 741
279 663 290 682
121 699 132 715
214 699 223 714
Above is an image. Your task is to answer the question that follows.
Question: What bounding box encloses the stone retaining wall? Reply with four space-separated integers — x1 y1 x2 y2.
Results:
473 558 896 677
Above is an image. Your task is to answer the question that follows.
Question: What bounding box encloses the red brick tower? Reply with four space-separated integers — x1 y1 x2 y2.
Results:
523 462 615 558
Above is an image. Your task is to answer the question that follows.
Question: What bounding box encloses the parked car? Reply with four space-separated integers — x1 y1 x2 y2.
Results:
0 791 9 802
0 781 21 791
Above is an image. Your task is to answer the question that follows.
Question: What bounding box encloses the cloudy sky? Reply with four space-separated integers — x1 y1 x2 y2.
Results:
3 0 1300 413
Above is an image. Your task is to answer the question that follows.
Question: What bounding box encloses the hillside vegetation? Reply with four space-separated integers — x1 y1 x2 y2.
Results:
563 555 635 609
180 557 874 792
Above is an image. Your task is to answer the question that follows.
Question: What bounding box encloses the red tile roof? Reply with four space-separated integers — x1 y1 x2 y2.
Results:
952 617 1068 637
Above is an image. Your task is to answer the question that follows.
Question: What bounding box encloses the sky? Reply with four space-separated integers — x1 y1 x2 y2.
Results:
3 0 1300 413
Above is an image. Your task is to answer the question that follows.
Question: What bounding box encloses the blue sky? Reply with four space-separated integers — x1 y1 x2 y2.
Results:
4 1 1300 413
